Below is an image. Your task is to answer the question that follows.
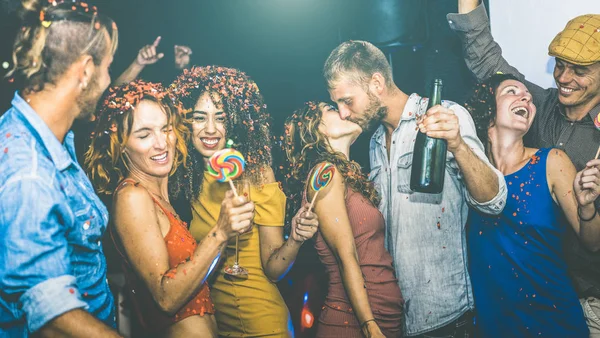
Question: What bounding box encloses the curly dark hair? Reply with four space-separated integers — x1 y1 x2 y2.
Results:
282 101 380 226
464 73 520 155
168 65 273 202
84 80 188 195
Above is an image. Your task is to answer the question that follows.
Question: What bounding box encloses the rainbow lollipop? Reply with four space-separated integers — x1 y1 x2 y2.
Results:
308 162 336 212
207 148 246 195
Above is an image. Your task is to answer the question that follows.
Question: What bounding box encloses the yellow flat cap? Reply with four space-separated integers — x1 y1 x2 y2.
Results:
548 14 600 66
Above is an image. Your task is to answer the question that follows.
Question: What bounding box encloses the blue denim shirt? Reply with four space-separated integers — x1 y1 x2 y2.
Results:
0 93 115 337
369 94 507 335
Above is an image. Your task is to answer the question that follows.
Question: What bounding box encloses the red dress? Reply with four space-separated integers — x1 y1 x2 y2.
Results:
312 188 404 338
112 179 215 332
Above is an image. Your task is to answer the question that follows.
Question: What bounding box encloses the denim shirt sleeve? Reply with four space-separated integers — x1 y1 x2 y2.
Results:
452 103 507 215
0 177 88 333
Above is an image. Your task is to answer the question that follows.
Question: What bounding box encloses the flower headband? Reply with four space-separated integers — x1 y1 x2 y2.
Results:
92 80 177 137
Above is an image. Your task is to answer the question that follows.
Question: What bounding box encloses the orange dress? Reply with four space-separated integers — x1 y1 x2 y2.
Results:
112 179 215 332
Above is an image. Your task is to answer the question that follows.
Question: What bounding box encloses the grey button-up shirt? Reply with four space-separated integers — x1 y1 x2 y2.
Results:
447 3 600 298
369 94 507 335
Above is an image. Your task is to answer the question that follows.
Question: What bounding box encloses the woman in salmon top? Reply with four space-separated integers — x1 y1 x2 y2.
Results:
168 66 319 337
283 102 403 338
85 80 255 337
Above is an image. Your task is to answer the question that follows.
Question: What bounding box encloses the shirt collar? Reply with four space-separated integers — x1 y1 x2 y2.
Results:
11 92 76 171
372 93 424 146
556 101 600 124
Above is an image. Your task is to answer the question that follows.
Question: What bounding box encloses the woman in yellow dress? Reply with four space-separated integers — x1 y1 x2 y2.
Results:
168 66 319 337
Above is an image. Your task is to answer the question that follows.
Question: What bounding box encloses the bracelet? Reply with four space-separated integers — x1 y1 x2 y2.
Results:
361 319 376 329
578 206 598 222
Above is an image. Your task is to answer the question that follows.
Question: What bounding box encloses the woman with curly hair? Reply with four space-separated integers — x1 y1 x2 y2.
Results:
168 66 319 337
85 80 255 338
283 102 403 338
464 73 600 338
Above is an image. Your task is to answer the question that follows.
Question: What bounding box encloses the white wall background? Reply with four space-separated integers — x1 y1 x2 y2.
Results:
489 0 600 89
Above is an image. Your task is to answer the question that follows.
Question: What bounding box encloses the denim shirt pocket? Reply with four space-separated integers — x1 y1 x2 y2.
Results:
396 152 413 193
60 177 103 247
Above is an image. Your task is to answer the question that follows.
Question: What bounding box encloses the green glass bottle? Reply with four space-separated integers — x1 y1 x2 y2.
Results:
410 79 447 194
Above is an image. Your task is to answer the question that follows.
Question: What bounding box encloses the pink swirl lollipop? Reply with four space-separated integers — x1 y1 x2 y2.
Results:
308 162 336 212
207 149 245 195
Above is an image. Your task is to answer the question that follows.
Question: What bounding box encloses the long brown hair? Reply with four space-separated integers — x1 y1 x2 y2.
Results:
282 101 380 224
8 0 118 93
85 80 188 195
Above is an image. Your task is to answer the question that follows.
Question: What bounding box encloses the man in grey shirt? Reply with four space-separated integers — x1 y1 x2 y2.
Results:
448 0 600 334
324 40 507 337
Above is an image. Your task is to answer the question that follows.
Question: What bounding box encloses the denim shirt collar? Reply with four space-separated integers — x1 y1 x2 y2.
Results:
11 92 76 172
371 93 425 147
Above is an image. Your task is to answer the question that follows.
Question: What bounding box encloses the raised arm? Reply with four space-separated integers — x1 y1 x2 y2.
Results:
310 165 385 338
0 178 120 337
549 150 600 251
259 167 319 282
112 36 164 86
113 186 254 315
447 1 551 108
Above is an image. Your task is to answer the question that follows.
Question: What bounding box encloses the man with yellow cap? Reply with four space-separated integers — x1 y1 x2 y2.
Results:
448 0 600 335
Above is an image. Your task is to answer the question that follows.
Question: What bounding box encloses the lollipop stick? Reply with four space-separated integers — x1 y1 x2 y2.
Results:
308 190 320 214
595 145 600 160
228 179 239 197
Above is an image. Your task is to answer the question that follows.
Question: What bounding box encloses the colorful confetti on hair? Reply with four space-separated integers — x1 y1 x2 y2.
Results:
91 80 179 136
168 65 273 196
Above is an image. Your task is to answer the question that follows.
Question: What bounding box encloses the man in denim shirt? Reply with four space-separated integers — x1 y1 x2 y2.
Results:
0 3 120 337
324 41 507 337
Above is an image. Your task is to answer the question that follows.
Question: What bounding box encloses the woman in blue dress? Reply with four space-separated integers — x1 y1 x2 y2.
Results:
465 73 600 338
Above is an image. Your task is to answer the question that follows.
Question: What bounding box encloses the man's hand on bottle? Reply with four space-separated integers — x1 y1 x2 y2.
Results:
417 105 464 153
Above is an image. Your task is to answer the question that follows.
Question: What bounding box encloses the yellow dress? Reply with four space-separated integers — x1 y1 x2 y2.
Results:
189 172 292 337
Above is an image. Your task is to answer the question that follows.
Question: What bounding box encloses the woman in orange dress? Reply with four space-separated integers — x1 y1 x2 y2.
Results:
85 80 255 337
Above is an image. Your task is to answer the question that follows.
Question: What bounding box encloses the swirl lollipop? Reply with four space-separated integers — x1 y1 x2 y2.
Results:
308 162 336 212
207 148 246 195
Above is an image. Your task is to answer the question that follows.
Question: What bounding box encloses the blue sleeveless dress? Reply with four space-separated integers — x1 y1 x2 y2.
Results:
468 148 588 338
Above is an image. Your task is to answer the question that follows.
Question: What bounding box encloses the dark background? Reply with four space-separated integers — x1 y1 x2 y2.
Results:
0 0 487 336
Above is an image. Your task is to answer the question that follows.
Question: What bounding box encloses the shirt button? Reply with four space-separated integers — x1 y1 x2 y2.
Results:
559 142 564 146
83 221 90 230
448 20 453 24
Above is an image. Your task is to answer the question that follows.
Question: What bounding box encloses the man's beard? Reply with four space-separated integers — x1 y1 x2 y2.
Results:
76 76 102 121
348 90 387 132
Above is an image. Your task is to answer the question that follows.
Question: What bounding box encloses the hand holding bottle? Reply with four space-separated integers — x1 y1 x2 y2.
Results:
417 105 464 153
